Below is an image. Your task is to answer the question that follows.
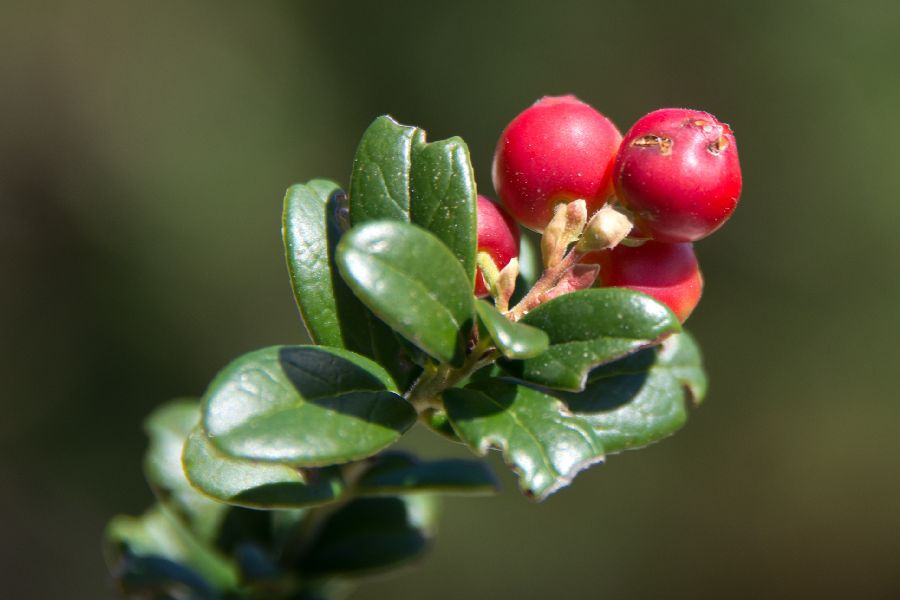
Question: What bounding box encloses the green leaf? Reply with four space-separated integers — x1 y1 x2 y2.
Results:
349 115 420 224
337 221 475 366
202 346 415 465
503 289 681 391
282 180 420 389
282 179 348 347
143 399 227 542
105 504 238 596
475 299 549 359
295 496 437 577
554 331 707 454
183 427 344 509
355 451 498 496
143 399 201 496
345 116 480 278
444 379 605 501
410 135 477 281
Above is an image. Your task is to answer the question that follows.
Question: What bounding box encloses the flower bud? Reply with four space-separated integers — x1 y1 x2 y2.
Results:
494 258 519 313
542 199 587 268
577 205 633 252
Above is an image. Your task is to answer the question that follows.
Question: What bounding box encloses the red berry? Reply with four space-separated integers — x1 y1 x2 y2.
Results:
474 195 520 298
614 108 742 243
492 95 622 232
585 241 703 322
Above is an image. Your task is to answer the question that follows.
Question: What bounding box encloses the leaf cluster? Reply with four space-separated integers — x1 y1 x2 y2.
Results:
106 116 707 599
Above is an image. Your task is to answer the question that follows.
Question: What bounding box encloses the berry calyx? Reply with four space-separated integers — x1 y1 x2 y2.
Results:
586 240 703 322
474 195 520 298
614 108 742 243
492 95 622 232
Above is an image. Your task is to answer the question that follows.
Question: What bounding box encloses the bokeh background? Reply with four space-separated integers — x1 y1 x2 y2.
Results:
2 1 899 598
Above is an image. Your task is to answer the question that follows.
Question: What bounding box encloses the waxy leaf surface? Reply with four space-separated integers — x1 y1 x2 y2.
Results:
349 116 418 224
409 135 477 282
282 180 415 388
337 221 474 366
202 346 415 465
475 299 549 359
444 379 605 501
283 179 347 347
183 427 344 509
504 289 680 390
142 399 226 542
555 331 707 454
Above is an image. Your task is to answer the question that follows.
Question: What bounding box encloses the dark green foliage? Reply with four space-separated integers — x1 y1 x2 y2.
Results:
475 300 549 359
108 115 708 599
502 289 681 390
444 380 604 501
336 222 474 367
201 346 414 466
294 496 437 576
355 452 499 496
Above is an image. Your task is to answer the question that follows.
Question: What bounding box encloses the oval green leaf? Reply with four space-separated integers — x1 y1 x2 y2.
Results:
142 399 227 542
475 299 549 359
336 221 475 366
202 345 415 465
553 331 707 454
282 179 348 347
410 135 477 281
503 289 681 391
355 451 498 496
444 379 605 501
349 115 420 224
183 427 344 509
283 180 420 389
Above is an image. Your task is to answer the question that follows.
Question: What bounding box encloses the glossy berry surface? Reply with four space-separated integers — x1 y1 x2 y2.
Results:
492 95 622 232
474 195 520 297
614 108 741 243
587 240 703 322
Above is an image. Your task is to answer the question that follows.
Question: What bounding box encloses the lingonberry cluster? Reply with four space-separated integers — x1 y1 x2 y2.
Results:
106 98 724 600
479 95 742 322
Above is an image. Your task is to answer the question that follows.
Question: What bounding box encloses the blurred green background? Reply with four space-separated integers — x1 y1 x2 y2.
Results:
2 1 899 598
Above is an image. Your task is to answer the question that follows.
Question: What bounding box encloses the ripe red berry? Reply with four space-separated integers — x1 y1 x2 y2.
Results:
474 195 521 298
492 95 622 232
586 241 703 322
614 108 741 243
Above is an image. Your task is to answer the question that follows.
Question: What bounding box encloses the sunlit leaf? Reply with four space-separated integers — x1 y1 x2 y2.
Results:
202 346 415 465
444 379 605 500
503 289 680 390
337 221 474 366
183 427 344 509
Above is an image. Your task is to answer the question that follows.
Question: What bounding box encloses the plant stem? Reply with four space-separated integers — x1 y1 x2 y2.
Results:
505 247 586 321
405 337 498 413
